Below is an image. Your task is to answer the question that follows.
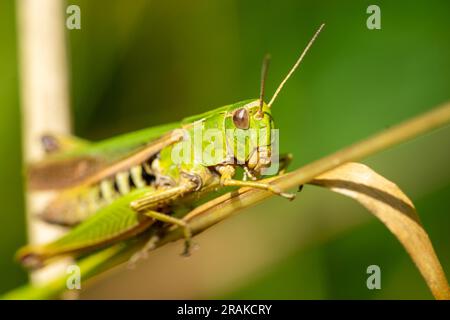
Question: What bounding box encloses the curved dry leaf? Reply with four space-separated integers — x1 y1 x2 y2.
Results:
158 162 450 299
309 162 450 300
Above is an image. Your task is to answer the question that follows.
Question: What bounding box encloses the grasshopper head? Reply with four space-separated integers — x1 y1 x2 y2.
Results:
226 99 275 176
235 23 324 176
184 24 324 175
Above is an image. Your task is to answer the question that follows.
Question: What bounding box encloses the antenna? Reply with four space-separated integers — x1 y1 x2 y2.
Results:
268 23 325 107
258 54 271 116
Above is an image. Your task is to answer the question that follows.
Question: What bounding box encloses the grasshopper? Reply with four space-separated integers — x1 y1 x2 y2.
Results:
17 24 324 269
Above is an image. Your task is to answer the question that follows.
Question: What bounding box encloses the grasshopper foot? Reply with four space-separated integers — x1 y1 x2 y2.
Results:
181 240 191 257
281 192 296 201
127 235 160 269
180 222 193 257
269 185 295 201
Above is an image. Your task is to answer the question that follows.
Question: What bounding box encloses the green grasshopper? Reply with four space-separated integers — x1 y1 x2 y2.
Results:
17 24 324 269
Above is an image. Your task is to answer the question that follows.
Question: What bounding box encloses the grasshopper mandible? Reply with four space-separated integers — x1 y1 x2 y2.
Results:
17 24 325 269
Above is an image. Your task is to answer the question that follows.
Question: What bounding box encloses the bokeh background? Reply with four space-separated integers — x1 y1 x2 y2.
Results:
1 0 449 299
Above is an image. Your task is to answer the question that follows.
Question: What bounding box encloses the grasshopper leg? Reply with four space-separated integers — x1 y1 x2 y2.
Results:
140 210 193 256
128 234 160 268
279 153 293 174
130 181 197 212
217 165 295 200
130 172 205 256
222 179 295 200
278 153 303 192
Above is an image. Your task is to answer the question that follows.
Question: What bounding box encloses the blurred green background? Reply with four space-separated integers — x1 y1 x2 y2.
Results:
1 0 449 299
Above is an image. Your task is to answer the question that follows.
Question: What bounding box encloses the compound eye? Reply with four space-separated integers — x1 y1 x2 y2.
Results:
232 108 249 129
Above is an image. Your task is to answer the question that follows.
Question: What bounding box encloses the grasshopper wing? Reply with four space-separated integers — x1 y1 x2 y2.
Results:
28 123 181 190
17 188 157 269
